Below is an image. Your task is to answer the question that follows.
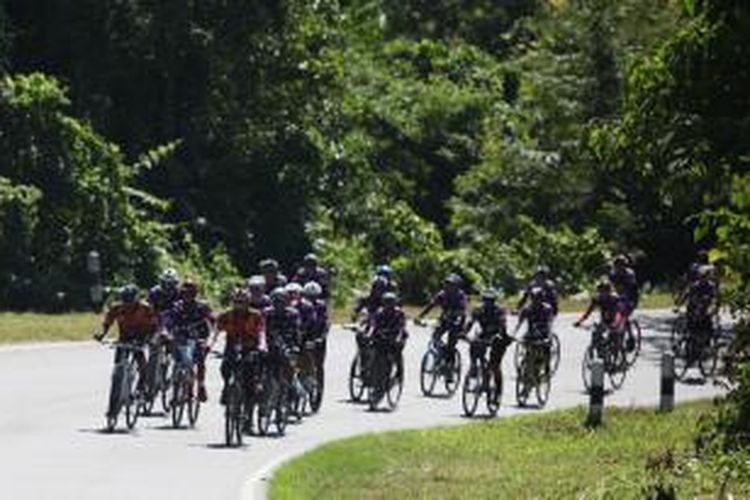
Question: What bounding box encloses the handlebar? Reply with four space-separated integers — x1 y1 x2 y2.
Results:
98 340 147 353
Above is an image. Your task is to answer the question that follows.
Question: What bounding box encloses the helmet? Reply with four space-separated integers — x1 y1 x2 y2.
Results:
285 282 303 296
260 258 279 273
481 288 498 302
247 275 265 291
376 265 393 277
613 254 628 266
303 281 322 298
120 284 139 304
382 292 398 306
160 268 180 289
698 265 714 278
180 280 199 301
303 253 318 266
535 265 550 278
270 287 288 306
232 288 250 307
529 286 544 301
445 273 462 286
596 279 612 292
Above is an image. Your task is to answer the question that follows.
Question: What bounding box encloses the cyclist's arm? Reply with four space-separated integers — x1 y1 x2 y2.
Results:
575 301 596 326
417 294 439 320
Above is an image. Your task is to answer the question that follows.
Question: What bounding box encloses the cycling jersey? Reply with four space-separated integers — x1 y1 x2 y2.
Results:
103 301 158 339
609 267 639 312
518 302 554 338
370 306 407 341
518 278 558 314
165 300 214 341
263 306 301 351
685 278 717 319
217 308 265 352
147 285 180 314
355 278 400 316
468 303 507 339
310 299 330 339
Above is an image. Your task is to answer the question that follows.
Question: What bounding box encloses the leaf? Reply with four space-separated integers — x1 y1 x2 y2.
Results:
681 0 696 16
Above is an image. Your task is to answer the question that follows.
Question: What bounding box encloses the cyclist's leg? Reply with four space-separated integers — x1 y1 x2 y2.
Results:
219 353 234 404
488 338 503 401
195 341 208 401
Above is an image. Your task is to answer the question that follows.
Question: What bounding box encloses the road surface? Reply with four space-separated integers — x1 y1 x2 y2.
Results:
0 311 725 500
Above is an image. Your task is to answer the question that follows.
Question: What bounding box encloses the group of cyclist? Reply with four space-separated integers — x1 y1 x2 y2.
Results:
95 253 331 422
96 247 719 423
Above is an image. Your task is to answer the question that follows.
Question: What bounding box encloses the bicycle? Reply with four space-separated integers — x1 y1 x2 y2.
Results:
580 324 628 393
515 336 552 407
140 332 172 415
345 324 368 403
299 338 324 414
672 312 719 380
367 335 404 411
255 353 289 437
100 340 146 432
462 336 510 417
418 316 462 397
623 318 642 367
170 338 203 429
514 328 560 377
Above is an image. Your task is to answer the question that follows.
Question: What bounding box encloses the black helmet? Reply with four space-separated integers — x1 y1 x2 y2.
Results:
372 276 389 291
180 280 199 301
120 284 139 304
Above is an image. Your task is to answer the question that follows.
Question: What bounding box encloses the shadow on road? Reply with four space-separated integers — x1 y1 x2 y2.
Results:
78 427 133 436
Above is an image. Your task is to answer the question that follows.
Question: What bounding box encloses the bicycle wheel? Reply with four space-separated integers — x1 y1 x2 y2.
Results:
160 356 173 414
256 381 272 436
461 364 481 417
348 354 365 402
125 397 139 430
486 369 501 417
275 389 288 436
225 383 243 447
171 377 185 428
671 316 687 350
106 367 123 432
624 320 641 367
420 349 438 396
581 344 595 393
188 380 201 428
535 372 550 407
515 362 530 407
673 337 690 382
513 341 526 372
699 336 718 379
444 348 461 396
124 365 140 430
607 347 627 391
386 356 403 410
549 334 561 376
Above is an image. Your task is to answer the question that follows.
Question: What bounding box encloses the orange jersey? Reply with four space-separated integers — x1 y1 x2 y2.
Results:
103 302 158 338
217 308 265 351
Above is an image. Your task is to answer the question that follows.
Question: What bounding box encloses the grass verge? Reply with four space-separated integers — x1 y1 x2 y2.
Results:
0 312 98 344
270 400 746 499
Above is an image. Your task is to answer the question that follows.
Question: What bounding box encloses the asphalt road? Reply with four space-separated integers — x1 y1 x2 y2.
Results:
0 311 726 500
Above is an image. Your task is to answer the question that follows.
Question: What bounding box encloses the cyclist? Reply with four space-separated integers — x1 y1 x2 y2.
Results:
286 282 317 339
609 255 639 317
574 279 626 333
260 259 288 295
675 265 718 343
263 288 304 395
464 288 511 404
366 292 408 379
148 268 181 315
95 285 158 396
246 275 272 310
351 275 391 323
213 288 266 405
303 282 330 377
375 265 399 294
415 273 467 382
164 280 215 402
292 253 330 300
517 266 558 315
515 287 555 362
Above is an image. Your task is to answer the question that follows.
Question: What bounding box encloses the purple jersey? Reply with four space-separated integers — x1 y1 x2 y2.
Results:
685 278 717 317
294 298 317 339
433 289 467 316
311 299 330 339
609 268 639 304
371 306 406 340
263 305 300 349
165 300 214 340
519 302 554 337
148 285 180 314
470 303 507 338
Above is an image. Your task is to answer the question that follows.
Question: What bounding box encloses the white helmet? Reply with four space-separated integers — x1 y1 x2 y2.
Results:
303 282 322 298
160 268 180 288
285 282 303 295
246 275 265 291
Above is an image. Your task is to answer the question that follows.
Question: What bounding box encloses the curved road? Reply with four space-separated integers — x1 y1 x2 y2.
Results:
0 311 725 500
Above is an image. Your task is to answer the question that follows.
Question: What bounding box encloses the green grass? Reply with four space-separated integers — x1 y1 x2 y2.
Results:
270 400 744 499
0 312 98 344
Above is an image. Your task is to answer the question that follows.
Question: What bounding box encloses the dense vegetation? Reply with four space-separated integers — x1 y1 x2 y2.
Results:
0 0 746 309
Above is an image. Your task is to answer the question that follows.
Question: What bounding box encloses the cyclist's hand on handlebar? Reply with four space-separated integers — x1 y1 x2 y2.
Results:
573 321 583 328
93 331 105 342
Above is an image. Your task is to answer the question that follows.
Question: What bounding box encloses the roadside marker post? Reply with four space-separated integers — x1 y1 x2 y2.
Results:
587 359 605 427
660 352 675 412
